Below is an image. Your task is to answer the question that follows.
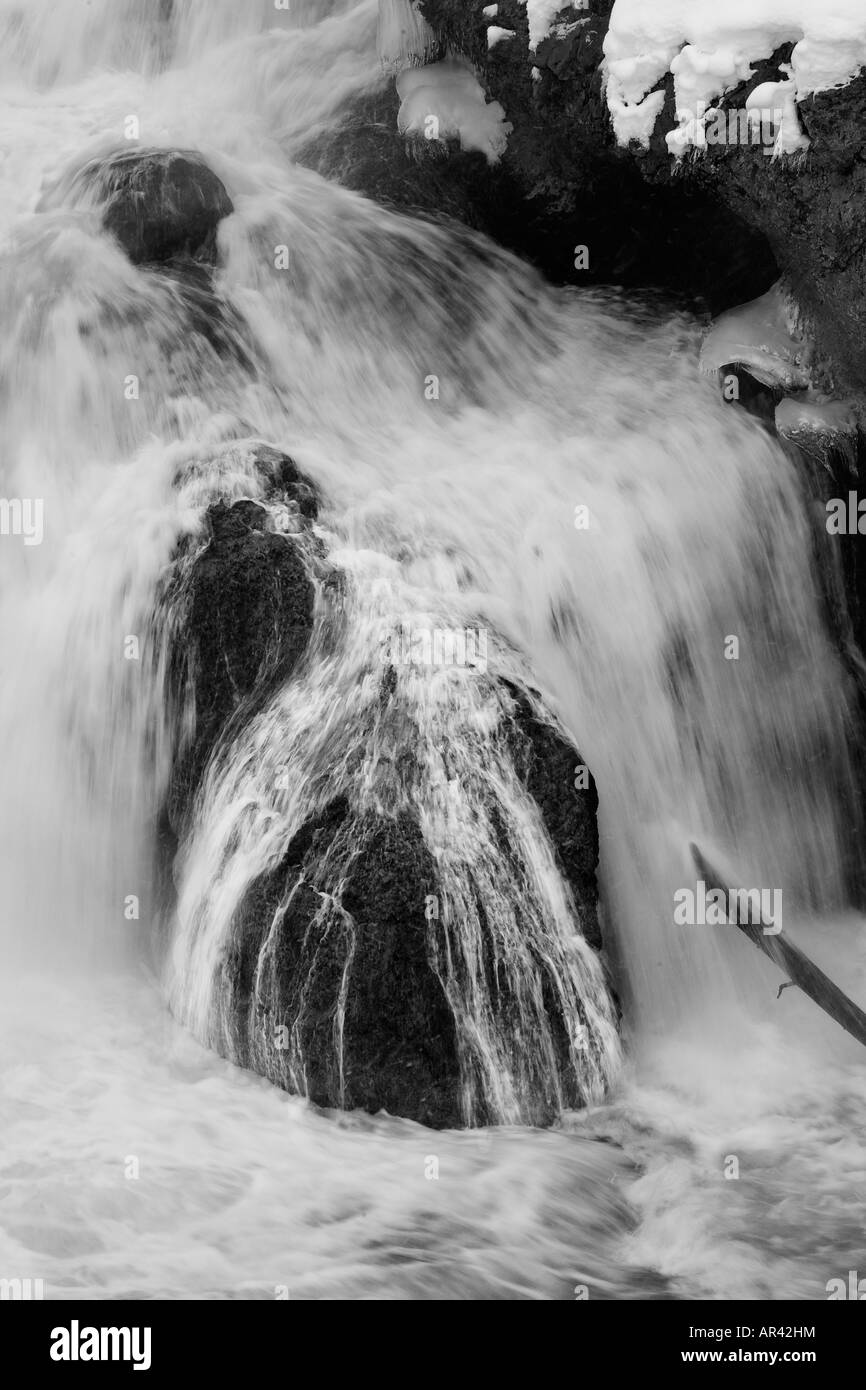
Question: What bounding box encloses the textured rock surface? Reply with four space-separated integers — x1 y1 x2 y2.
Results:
83 147 233 265
503 679 602 951
165 465 316 835
223 804 462 1127
160 450 615 1128
215 681 613 1128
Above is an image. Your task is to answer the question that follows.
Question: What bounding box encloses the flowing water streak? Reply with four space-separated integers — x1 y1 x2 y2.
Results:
0 0 863 1300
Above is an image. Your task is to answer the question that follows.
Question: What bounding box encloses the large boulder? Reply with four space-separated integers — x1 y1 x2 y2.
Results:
210 674 615 1128
99 148 233 265
160 445 619 1128
42 147 235 266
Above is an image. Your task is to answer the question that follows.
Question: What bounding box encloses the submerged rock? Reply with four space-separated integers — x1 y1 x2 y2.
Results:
77 147 233 265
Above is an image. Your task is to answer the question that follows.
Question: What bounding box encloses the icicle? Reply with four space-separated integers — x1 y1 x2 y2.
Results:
377 0 443 74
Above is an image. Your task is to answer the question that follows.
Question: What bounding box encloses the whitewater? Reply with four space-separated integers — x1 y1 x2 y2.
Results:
0 0 864 1300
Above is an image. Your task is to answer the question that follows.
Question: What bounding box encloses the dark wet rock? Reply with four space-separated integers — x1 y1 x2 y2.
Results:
166 488 315 832
38 148 238 362
187 498 312 740
37 151 242 369
252 444 319 520
85 147 233 266
223 806 462 1128
502 680 602 951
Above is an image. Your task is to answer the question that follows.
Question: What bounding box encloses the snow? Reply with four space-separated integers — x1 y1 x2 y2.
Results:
746 78 809 156
606 87 665 149
488 27 516 51
601 0 866 152
396 57 512 164
521 0 587 52
663 69 810 158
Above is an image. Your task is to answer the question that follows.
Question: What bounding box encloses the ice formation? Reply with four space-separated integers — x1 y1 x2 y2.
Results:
396 56 512 163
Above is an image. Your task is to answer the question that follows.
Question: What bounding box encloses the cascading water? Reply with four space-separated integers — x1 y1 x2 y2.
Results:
165 508 620 1126
1 0 864 1300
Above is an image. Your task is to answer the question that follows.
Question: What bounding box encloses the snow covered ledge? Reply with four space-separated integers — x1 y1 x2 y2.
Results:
602 0 866 154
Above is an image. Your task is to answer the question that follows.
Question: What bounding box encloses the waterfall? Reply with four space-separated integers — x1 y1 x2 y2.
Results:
0 0 858 1043
1 0 864 1301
